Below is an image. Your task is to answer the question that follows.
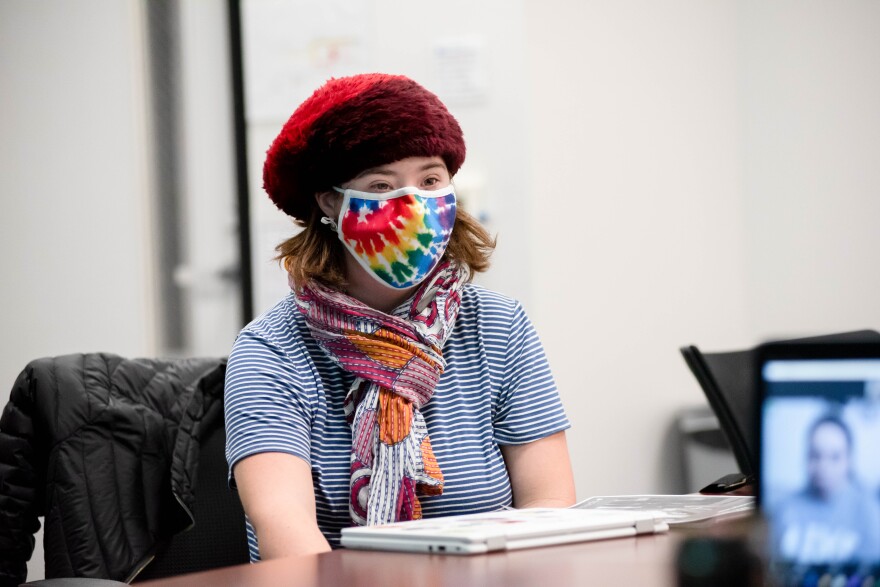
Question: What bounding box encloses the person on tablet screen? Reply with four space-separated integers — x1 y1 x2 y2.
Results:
224 74 576 560
775 414 880 565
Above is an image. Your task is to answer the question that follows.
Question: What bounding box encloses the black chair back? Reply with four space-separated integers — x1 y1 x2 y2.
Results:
133 383 249 581
680 329 880 478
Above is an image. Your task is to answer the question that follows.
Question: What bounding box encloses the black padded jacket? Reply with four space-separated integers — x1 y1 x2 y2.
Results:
0 353 225 587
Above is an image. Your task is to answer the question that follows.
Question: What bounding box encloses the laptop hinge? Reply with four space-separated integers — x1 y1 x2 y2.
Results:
486 533 507 550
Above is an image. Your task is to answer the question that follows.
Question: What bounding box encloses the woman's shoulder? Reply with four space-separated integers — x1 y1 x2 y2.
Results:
453 285 534 349
460 283 522 318
235 293 308 353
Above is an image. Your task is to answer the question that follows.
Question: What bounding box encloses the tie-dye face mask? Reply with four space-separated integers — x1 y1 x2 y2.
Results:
331 185 457 290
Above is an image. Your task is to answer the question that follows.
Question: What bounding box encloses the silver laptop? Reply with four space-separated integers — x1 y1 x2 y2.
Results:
757 341 880 585
340 507 668 554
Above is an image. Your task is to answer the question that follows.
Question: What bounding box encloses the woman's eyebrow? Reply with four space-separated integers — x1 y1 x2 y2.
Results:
354 162 444 179
354 167 395 178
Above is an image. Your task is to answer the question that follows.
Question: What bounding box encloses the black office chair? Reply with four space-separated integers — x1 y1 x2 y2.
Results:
680 329 880 480
679 345 757 478
0 354 249 587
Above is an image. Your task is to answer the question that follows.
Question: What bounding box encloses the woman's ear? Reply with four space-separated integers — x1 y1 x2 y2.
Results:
314 190 342 218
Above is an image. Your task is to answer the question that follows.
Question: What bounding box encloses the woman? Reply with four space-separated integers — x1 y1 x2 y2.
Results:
225 73 575 561
773 414 880 565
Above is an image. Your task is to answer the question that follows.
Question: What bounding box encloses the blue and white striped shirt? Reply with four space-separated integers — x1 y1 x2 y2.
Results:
224 284 570 560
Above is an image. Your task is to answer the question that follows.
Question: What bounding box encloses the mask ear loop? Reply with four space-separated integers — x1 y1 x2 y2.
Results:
323 187 347 232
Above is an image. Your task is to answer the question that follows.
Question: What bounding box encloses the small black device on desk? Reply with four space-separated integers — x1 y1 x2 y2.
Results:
699 473 754 495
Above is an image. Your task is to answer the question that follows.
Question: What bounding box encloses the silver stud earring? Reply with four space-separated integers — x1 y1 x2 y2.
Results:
320 216 338 232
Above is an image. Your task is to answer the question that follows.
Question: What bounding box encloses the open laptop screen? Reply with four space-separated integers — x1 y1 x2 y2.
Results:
759 348 880 585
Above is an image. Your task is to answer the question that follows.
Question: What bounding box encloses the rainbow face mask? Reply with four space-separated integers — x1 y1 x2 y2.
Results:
332 185 457 290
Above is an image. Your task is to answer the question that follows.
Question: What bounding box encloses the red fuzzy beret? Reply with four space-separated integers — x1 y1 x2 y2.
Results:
263 73 466 221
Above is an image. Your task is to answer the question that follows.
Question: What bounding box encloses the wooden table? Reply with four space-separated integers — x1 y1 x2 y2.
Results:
138 531 691 587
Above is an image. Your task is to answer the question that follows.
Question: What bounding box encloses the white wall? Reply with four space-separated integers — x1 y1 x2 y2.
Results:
525 1 750 496
0 0 156 581
738 0 880 339
525 0 880 498
0 2 156 397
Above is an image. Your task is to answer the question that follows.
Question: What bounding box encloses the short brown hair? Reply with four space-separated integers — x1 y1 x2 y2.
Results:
277 205 495 291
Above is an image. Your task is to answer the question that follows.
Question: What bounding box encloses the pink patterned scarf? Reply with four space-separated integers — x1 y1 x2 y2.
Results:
293 260 466 526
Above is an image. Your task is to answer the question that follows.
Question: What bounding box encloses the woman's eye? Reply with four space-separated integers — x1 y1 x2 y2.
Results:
423 177 439 187
370 182 393 192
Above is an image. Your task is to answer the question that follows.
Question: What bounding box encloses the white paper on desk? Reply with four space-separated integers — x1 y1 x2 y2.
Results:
571 495 755 525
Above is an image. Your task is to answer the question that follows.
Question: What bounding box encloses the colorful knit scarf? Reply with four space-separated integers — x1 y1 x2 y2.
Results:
293 260 466 526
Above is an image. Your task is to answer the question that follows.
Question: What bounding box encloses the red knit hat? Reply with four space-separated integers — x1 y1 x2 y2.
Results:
263 73 466 221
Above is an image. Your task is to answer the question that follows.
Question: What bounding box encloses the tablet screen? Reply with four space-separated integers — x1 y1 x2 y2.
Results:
760 357 880 586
